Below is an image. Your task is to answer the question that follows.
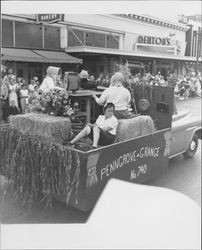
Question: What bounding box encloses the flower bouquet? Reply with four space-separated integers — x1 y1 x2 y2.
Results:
38 87 73 117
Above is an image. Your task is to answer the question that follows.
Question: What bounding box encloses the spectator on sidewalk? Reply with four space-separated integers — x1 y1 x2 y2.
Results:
20 84 29 114
9 100 19 115
28 80 36 104
1 78 9 122
8 76 19 109
2 68 16 88
33 76 40 87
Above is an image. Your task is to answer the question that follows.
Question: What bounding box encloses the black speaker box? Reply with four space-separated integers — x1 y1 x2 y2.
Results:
148 86 174 130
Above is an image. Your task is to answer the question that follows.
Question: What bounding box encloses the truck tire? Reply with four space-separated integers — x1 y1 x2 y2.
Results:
183 133 199 159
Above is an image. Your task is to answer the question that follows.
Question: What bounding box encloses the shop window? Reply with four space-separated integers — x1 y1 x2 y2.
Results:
68 28 120 49
4 62 14 73
2 19 14 47
68 29 85 47
15 21 43 49
28 64 44 83
136 44 175 55
44 26 60 50
99 65 104 73
91 65 96 76
17 69 24 78
85 32 105 48
107 34 119 49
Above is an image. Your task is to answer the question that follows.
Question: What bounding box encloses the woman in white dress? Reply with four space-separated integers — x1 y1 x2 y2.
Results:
20 84 29 113
8 76 19 109
2 68 15 88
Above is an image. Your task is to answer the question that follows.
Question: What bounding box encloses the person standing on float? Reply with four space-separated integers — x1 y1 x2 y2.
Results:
39 66 62 93
92 72 131 119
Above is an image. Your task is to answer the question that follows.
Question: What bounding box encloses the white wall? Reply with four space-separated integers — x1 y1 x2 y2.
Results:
65 14 186 43
64 14 187 56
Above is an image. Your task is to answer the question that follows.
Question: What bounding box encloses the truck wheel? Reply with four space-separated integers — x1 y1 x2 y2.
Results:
183 134 198 159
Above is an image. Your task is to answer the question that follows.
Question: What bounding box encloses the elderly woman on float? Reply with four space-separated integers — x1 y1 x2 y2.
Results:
92 72 131 119
39 66 62 93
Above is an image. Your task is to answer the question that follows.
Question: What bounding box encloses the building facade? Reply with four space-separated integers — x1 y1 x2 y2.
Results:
2 13 202 82
1 14 82 83
63 14 201 78
184 15 202 73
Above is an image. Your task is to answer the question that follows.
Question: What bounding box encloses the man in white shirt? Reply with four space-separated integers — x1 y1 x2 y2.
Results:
92 72 131 119
64 103 118 149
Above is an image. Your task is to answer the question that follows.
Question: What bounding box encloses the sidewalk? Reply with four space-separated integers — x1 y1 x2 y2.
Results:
175 96 201 119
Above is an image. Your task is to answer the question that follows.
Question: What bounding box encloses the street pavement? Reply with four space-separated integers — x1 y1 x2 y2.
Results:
0 97 201 224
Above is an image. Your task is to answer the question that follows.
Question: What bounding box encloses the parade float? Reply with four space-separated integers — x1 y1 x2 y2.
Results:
1 67 201 211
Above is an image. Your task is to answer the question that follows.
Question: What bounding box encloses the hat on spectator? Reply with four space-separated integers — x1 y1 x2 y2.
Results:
79 70 89 79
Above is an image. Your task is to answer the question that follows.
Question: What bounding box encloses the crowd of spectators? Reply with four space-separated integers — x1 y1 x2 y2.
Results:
1 65 201 123
1 68 41 122
95 70 202 99
173 72 202 99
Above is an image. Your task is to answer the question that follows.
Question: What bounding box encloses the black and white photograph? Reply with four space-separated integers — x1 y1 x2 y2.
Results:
0 1 201 249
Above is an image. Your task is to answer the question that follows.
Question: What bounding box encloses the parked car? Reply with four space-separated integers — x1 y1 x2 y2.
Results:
170 109 201 159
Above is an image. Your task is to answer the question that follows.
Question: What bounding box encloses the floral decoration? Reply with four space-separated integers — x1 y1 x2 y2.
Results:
38 87 74 117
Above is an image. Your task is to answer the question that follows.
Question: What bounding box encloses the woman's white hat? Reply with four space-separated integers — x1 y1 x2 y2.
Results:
46 66 61 76
79 70 89 79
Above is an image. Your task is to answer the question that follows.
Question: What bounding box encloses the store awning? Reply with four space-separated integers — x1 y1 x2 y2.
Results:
1 48 82 64
65 46 201 62
33 50 82 64
1 48 46 62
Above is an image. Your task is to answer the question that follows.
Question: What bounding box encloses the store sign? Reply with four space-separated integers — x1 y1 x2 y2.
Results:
138 36 171 46
37 14 64 23
136 44 176 55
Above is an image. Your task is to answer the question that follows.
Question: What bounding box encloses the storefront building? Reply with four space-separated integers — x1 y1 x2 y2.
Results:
61 14 201 78
1 14 82 84
2 14 202 82
182 15 202 73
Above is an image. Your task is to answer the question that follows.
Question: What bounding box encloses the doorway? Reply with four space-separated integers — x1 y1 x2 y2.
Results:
28 63 44 84
16 62 27 83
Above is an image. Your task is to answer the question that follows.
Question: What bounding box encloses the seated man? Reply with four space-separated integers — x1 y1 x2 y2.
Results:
63 103 118 149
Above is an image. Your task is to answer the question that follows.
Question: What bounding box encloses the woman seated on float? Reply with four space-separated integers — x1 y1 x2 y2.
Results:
92 72 131 119
66 102 118 149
